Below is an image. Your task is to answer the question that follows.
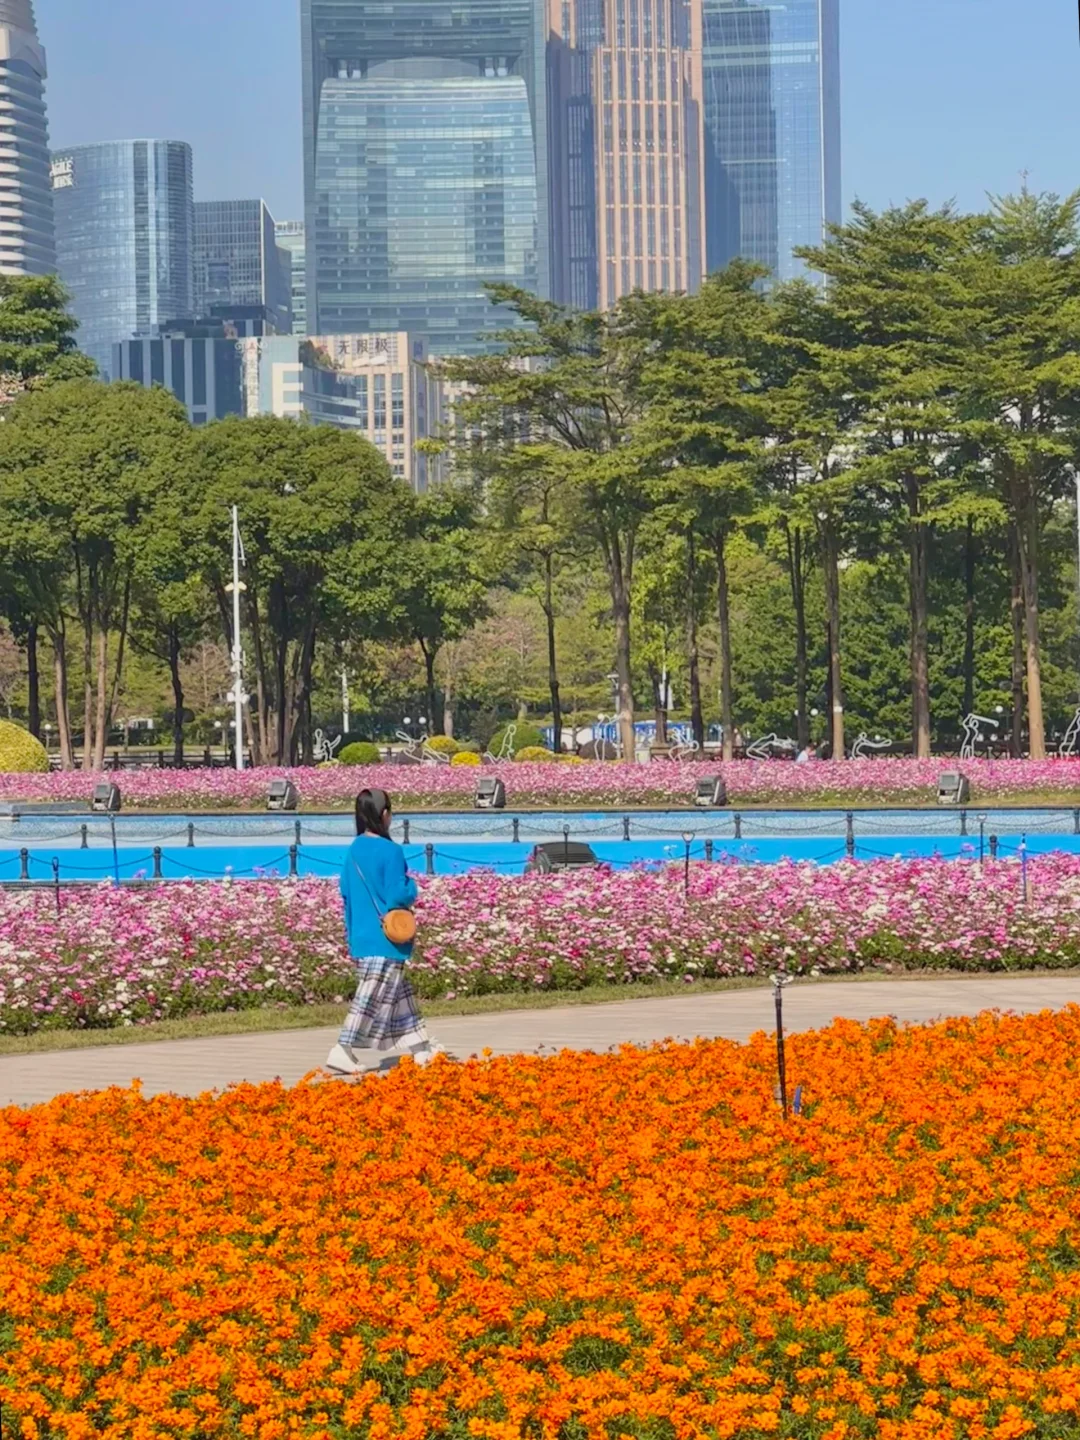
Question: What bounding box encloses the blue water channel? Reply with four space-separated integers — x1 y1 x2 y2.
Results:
0 807 1077 882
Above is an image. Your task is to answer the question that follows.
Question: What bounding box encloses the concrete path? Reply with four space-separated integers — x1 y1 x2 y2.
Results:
5 974 1080 1108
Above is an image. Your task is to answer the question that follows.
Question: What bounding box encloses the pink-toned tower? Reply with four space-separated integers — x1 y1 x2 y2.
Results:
548 0 704 308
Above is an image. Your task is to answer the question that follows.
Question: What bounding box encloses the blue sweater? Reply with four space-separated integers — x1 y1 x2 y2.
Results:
339 834 419 961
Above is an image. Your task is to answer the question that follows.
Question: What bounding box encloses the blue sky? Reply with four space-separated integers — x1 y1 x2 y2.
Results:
39 0 1078 224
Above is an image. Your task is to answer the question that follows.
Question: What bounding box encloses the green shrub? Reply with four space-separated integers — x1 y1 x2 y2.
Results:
425 735 460 756
450 750 482 767
515 745 558 764
0 721 48 774
339 741 382 766
490 723 545 757
458 740 482 754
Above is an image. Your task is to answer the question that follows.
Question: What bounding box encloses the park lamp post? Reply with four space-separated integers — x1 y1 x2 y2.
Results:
224 505 248 773
681 830 694 896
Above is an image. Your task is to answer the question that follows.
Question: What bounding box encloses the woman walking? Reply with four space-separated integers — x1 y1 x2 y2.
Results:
325 788 442 1076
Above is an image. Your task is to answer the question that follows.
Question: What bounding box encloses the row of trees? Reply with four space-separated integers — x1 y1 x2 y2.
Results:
444 189 1080 761
2 188 1080 765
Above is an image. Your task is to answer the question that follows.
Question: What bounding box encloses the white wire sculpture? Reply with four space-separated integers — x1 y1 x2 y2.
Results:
746 733 794 760
1059 706 1080 758
421 740 452 765
959 713 1001 761
850 733 892 760
312 729 342 763
395 728 427 764
483 723 517 765
669 736 701 762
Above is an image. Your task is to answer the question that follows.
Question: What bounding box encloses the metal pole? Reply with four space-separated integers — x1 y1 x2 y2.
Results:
1075 469 1080 701
341 668 350 737
52 857 60 915
231 505 245 773
772 976 789 1120
110 814 120 886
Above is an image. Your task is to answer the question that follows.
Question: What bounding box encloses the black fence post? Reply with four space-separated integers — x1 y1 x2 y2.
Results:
111 751 120 772
294 818 302 846
425 844 435 876
990 834 999 860
705 838 714 862
1073 808 1079 836
289 844 298 877
845 812 855 857
960 809 969 836
187 822 195 848
622 815 631 841
80 823 89 850
403 818 411 845
52 857 60 914
153 847 163 879
157 750 165 770
512 818 520 843
734 813 743 840
19 848 28 880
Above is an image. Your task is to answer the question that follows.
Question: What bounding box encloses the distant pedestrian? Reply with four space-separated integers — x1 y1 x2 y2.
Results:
795 744 815 765
325 788 443 1076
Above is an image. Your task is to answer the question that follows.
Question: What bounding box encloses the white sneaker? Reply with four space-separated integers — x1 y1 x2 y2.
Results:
409 1041 446 1067
325 1043 364 1075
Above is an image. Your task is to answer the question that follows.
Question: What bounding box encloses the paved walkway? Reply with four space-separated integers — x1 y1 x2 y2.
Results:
5 975 1080 1107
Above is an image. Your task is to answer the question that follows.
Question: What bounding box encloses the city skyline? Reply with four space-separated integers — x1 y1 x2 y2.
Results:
37 0 1078 240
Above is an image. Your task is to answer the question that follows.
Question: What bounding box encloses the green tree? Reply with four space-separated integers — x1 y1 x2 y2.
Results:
0 380 190 769
0 275 96 403
192 417 409 765
444 289 654 761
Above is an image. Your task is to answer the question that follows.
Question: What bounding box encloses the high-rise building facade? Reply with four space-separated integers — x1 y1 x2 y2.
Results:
51 140 194 379
114 309 275 426
547 0 705 309
0 0 55 276
274 219 307 335
301 0 548 355
195 199 292 334
700 0 840 284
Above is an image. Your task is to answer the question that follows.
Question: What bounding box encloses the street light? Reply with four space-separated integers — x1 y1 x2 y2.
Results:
681 830 695 896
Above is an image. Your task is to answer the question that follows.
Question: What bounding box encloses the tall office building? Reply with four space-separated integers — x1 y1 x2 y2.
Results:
51 140 194 379
0 0 55 276
700 0 840 284
548 0 705 309
274 219 306 335
195 199 292 334
301 0 547 355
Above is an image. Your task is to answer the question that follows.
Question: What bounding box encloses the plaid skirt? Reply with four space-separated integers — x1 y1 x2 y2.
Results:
339 956 428 1052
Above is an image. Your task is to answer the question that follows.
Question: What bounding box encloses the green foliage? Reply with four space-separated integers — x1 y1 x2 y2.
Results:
425 734 459 756
0 719 47 773
339 742 382 766
491 723 545 755
0 275 96 400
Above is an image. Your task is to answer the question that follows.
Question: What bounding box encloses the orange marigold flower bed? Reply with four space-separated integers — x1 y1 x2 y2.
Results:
4 1011 1080 1438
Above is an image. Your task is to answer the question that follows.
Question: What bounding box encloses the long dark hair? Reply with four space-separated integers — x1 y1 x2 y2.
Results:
355 788 392 839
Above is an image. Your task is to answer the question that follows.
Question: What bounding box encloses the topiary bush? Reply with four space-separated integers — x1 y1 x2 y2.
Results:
425 735 460 757
339 741 382 766
490 723 545 757
450 750 482 767
0 721 48 773
514 745 558 764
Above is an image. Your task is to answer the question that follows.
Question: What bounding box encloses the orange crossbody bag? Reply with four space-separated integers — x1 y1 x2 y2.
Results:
352 859 417 946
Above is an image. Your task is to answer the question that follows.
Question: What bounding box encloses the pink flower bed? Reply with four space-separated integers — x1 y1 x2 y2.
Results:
2 855 1079 1034
2 757 1080 810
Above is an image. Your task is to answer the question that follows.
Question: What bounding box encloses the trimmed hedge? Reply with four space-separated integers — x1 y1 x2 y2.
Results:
339 741 382 766
0 721 48 774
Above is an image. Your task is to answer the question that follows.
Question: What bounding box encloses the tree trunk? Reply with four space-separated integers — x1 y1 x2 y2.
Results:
543 555 562 754
105 577 131 756
1009 523 1024 759
419 639 439 736
787 526 809 750
962 518 976 720
686 531 704 752
648 663 669 746
612 582 635 763
168 625 185 767
1014 476 1045 759
443 670 455 740
82 615 94 772
819 517 845 760
53 631 73 770
26 622 40 740
92 626 109 772
714 530 734 763
906 474 931 759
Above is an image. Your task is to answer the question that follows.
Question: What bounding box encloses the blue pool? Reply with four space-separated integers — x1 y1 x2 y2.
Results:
0 807 1076 882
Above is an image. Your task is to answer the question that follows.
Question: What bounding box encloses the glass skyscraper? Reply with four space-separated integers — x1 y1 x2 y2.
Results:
274 219 307 335
51 140 194 379
0 0 56 276
301 0 548 355
700 0 840 285
195 199 292 333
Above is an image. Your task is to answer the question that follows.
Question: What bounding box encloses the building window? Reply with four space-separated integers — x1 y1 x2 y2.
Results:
391 373 404 428
374 374 386 430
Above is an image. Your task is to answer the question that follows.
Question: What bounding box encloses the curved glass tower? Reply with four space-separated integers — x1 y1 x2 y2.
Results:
0 0 56 276
50 140 194 379
301 0 547 354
